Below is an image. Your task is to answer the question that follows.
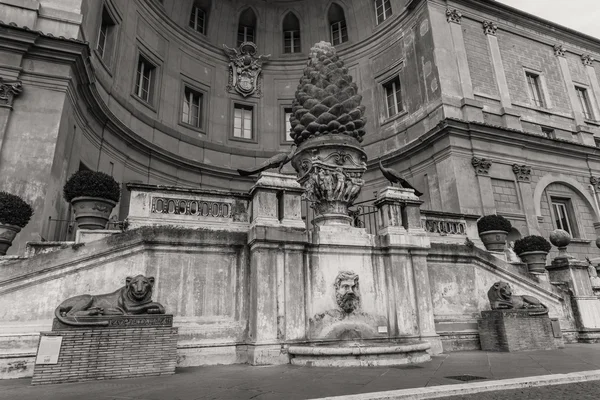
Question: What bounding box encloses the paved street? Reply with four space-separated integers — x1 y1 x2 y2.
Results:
1 344 600 400
443 381 600 400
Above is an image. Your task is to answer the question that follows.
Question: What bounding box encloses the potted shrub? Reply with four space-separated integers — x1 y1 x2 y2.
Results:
63 171 120 230
477 215 512 252
513 235 552 274
0 192 34 255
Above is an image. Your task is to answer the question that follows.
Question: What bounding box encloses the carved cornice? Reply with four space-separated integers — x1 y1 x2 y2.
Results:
446 8 462 24
582 54 594 66
553 44 566 57
0 77 22 108
472 157 492 175
591 176 600 190
512 164 532 182
482 21 498 36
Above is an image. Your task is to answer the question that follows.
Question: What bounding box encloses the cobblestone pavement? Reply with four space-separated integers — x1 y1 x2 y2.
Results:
0 344 599 400
443 381 600 400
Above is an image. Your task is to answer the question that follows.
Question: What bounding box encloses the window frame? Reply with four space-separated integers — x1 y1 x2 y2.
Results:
375 61 406 125
237 25 255 46
131 45 162 111
178 79 209 134
546 193 581 238
283 30 301 54
374 0 392 25
230 100 258 143
189 5 207 35
94 2 121 73
383 76 403 118
330 20 348 46
575 85 594 121
525 71 545 108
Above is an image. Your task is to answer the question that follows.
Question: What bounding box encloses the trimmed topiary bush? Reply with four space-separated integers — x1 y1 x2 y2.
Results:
513 235 552 255
477 215 512 234
63 171 120 203
0 192 34 227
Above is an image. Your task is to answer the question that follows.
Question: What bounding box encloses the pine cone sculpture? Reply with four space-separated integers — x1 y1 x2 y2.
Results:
289 42 367 145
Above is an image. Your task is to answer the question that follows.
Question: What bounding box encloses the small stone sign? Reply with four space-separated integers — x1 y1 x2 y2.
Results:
35 336 62 365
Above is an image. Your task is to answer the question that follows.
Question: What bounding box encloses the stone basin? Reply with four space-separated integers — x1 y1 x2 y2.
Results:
288 340 431 367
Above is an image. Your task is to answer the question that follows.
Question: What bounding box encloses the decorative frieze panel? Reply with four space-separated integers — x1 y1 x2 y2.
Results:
482 21 498 36
472 157 492 175
553 44 566 57
582 54 594 66
512 164 532 182
151 197 232 219
422 219 467 235
446 8 462 24
0 77 22 107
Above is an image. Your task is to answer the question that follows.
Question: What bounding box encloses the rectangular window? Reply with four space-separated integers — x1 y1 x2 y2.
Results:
97 8 115 62
284 30 301 53
284 108 293 141
384 77 402 117
234 104 253 139
575 86 593 120
182 86 203 128
551 198 575 236
189 6 206 34
135 55 156 103
526 72 545 108
237 26 255 46
330 21 348 45
375 0 392 24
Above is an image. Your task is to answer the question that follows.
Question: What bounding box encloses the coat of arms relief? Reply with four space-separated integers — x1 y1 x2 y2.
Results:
222 42 270 97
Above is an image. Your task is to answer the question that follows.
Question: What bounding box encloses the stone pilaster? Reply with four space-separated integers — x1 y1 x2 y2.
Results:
581 54 600 124
375 187 442 353
0 78 22 155
472 157 496 215
247 172 307 364
512 164 539 235
482 22 522 130
554 45 595 145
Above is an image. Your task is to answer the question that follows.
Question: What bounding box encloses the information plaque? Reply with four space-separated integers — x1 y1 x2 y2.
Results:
35 336 62 365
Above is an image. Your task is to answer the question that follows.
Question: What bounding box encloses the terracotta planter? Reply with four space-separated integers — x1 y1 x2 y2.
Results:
479 230 508 252
0 223 21 255
519 251 548 274
71 196 117 230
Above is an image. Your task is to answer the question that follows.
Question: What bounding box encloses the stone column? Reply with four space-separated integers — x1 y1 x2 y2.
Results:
247 172 307 364
445 9 484 123
547 231 600 342
513 164 539 235
482 21 522 130
471 157 496 215
375 187 442 354
554 45 595 146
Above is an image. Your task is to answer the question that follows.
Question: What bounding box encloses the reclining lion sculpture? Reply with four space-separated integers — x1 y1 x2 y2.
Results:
55 275 166 327
487 281 548 316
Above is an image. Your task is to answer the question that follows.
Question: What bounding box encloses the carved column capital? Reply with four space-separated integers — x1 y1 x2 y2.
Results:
590 176 600 190
446 8 462 24
482 21 498 36
512 164 532 182
472 157 492 175
582 54 595 66
0 77 22 108
553 44 566 57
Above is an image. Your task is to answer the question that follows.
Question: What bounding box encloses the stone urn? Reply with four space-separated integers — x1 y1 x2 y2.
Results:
71 197 117 230
479 230 508 252
288 42 368 227
518 251 548 274
0 224 21 255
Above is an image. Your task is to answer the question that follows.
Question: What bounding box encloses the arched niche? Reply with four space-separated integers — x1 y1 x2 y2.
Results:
533 174 600 223
327 3 348 45
282 12 301 53
237 7 257 46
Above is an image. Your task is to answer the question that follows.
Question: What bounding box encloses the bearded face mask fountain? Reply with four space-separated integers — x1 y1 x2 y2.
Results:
334 271 360 314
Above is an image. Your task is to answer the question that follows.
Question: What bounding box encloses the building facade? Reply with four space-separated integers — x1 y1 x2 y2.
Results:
1 0 600 259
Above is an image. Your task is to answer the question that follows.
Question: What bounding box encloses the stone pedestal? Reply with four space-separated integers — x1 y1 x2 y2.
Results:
247 172 307 365
547 257 600 342
31 315 177 385
478 310 560 352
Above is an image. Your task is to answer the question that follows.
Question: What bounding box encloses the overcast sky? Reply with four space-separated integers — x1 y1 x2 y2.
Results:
496 0 600 40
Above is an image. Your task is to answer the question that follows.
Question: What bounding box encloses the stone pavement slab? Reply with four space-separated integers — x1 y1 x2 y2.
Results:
0 344 599 400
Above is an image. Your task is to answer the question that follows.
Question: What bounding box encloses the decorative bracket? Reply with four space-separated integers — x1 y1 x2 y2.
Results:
512 164 532 183
482 21 498 36
590 176 600 190
0 77 22 108
446 9 462 24
472 157 492 176
582 54 594 66
553 44 566 57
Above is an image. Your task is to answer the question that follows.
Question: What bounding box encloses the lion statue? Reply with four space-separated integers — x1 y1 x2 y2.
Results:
487 281 548 316
55 275 165 327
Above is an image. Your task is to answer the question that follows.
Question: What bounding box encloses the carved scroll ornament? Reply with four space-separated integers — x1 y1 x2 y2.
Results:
0 77 22 107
